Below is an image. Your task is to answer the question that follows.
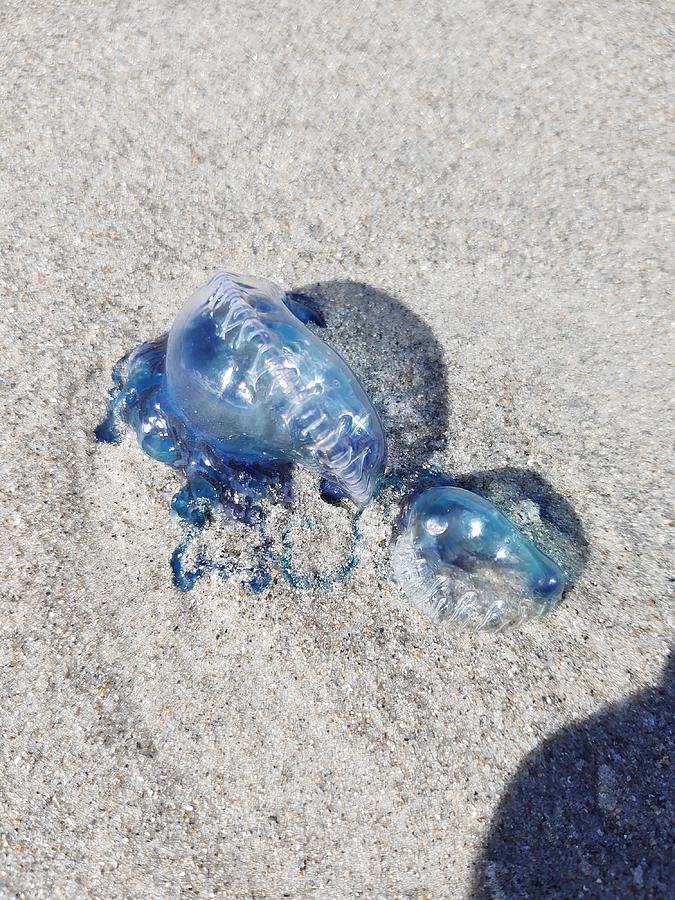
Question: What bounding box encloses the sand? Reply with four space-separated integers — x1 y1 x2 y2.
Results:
1 1 673 897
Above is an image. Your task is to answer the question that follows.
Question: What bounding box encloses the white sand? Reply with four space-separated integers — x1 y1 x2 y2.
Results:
1 2 672 896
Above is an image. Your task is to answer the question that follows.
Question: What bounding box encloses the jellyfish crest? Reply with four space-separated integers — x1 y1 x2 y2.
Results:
165 271 386 504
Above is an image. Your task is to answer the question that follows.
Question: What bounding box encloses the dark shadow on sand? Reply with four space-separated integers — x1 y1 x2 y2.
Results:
472 651 675 899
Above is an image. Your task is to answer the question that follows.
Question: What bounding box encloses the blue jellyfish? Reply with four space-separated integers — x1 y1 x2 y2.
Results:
96 271 387 589
392 486 565 632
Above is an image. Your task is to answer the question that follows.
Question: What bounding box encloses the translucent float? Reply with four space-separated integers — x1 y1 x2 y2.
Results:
392 486 565 632
96 271 387 589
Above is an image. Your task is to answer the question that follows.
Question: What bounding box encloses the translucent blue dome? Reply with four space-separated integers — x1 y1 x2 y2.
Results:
393 486 565 632
96 270 387 583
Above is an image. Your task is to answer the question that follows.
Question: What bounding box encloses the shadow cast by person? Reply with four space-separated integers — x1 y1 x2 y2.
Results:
290 279 450 472
472 650 675 899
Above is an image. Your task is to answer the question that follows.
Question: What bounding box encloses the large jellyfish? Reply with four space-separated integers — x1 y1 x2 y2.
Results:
96 270 387 589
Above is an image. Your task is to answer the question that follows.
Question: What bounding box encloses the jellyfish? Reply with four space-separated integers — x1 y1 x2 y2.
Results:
96 270 387 589
392 486 565 632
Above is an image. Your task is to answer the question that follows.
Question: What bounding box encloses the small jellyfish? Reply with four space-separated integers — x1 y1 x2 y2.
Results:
392 486 565 632
96 271 386 589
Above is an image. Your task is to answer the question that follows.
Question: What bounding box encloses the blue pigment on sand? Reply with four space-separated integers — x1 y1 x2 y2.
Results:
278 510 364 590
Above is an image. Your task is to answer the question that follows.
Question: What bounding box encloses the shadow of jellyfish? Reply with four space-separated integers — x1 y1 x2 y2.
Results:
291 280 450 473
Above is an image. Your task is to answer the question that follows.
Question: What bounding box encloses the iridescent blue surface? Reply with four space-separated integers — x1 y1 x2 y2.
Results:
392 486 565 632
96 271 386 590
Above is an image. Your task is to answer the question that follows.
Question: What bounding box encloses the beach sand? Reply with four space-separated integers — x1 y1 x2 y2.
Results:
1 1 673 896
